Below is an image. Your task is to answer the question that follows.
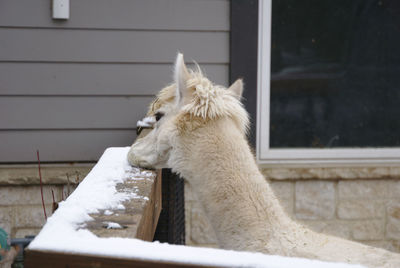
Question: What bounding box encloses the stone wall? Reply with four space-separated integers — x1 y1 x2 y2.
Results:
2 164 399 254
185 167 400 253
0 164 93 238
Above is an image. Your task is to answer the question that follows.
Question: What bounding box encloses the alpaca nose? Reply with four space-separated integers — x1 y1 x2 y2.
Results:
127 146 155 169
127 147 141 167
130 156 154 169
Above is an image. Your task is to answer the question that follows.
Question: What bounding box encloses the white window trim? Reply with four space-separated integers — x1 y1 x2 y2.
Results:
256 0 400 167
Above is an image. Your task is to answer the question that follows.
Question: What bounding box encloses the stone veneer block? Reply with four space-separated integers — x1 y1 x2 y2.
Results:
14 228 41 238
386 203 400 240
0 186 63 206
0 207 13 234
14 205 52 228
295 181 335 220
352 220 384 241
0 164 92 185
337 200 385 220
338 180 393 199
269 181 294 200
393 180 400 194
261 166 400 180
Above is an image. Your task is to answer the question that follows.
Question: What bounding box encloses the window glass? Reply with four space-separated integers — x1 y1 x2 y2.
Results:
270 0 400 148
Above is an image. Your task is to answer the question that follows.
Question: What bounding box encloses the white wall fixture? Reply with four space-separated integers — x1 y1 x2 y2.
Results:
52 0 70 19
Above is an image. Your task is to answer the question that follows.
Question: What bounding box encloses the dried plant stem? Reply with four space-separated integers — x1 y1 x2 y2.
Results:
51 189 58 213
37 150 47 220
66 173 71 196
51 189 55 203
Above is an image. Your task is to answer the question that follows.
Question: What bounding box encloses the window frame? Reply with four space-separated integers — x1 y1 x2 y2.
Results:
256 0 400 167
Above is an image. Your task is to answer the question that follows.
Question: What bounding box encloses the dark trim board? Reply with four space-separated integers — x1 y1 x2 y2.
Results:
230 0 259 148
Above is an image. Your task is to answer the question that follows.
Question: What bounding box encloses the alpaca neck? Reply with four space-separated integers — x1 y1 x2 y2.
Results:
170 118 400 266
174 119 290 251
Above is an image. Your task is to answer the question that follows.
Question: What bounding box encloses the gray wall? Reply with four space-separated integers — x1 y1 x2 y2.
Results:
0 0 230 162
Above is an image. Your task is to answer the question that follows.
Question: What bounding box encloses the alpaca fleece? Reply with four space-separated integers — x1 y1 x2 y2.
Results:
128 53 400 267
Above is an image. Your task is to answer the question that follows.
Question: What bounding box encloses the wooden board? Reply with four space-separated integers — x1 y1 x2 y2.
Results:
0 96 152 129
0 29 229 63
0 130 137 162
0 63 228 96
136 170 162 240
25 249 218 268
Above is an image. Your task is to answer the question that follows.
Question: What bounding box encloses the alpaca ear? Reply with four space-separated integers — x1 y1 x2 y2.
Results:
228 79 244 100
174 53 190 106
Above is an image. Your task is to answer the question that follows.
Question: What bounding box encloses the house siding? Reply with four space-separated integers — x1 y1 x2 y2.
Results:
0 0 230 162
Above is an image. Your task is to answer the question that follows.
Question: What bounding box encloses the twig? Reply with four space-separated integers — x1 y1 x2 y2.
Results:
37 150 47 220
66 173 71 196
51 189 55 203
51 189 58 213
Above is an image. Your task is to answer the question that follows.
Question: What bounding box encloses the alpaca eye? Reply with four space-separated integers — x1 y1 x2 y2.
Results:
155 112 164 122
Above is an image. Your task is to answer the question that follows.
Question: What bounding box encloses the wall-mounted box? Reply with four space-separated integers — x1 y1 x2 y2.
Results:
52 0 69 19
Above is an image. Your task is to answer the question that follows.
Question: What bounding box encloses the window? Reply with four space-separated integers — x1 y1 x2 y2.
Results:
257 0 400 165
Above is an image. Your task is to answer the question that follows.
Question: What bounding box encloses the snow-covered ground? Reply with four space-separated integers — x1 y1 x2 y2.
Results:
28 147 365 268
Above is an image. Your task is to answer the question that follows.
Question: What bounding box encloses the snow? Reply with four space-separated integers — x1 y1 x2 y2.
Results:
103 210 113 216
105 222 123 229
137 116 155 128
28 147 365 268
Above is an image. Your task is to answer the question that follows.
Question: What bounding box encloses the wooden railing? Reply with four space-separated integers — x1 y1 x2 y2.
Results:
24 148 364 268
24 148 169 267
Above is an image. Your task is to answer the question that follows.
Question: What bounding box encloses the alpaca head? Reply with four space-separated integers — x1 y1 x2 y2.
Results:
128 53 249 169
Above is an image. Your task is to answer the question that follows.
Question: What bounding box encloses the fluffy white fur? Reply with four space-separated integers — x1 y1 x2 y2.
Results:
128 53 400 267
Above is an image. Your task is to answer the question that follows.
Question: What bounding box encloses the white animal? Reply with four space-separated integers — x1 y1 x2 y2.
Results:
128 53 400 267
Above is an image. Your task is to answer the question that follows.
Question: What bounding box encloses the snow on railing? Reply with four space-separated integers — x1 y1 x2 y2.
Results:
25 147 364 268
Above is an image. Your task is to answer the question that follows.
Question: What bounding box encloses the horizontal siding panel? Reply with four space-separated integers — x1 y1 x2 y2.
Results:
0 0 230 163
0 0 229 31
0 96 153 129
0 130 136 162
0 63 229 95
0 28 229 63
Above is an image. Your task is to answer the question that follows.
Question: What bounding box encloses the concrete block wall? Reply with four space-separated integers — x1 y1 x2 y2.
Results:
185 168 400 254
0 165 92 238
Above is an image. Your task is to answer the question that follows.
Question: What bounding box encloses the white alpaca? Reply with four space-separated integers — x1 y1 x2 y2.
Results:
128 53 400 267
